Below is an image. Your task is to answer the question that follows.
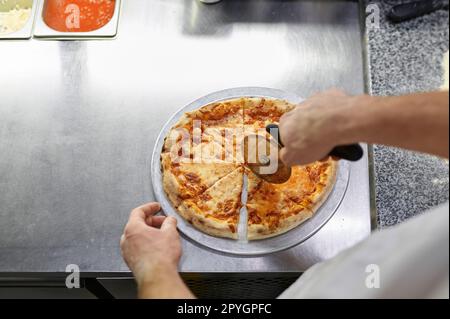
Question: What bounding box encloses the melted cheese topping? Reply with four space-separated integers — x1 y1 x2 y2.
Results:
247 161 332 228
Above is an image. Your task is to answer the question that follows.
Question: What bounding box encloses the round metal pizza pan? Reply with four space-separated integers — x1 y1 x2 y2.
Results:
151 87 350 257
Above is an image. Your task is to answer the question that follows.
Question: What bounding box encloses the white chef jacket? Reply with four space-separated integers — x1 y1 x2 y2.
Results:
279 203 449 299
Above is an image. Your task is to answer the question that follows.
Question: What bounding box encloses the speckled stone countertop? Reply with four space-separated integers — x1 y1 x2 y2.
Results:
366 0 449 227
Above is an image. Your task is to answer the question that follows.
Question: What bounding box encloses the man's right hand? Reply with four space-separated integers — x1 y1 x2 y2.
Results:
279 89 367 166
279 89 449 164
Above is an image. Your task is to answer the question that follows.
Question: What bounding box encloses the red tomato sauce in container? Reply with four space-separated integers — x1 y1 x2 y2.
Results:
43 0 115 32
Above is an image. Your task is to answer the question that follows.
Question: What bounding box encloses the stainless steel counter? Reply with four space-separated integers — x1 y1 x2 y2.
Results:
0 0 371 275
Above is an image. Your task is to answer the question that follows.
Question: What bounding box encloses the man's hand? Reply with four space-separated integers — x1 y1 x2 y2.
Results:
120 202 194 298
279 89 449 165
279 89 364 166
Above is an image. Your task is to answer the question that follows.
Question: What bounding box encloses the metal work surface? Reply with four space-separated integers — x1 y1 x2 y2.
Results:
0 0 370 274
152 87 351 257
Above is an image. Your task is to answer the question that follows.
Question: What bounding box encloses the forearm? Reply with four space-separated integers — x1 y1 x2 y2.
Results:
343 92 449 158
137 263 195 299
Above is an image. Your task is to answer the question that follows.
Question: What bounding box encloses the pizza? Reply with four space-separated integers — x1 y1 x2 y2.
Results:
161 97 337 240
246 162 336 240
178 167 244 239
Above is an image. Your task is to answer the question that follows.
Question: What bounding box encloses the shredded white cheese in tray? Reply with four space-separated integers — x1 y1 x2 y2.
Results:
0 0 32 35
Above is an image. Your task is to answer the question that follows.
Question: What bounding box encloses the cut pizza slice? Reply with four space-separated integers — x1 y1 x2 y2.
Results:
161 153 238 208
244 98 295 129
250 160 337 210
172 98 245 133
245 160 337 240
164 99 246 164
246 169 313 240
178 166 244 239
241 98 296 165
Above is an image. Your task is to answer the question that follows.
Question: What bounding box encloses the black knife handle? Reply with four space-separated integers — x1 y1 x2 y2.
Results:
266 124 363 162
388 0 448 23
266 124 283 147
329 144 364 162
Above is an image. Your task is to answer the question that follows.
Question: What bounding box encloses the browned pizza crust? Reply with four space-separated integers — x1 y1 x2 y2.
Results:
247 209 314 241
304 160 338 214
177 167 244 239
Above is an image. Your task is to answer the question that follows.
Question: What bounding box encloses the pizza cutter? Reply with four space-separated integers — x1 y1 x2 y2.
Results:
243 124 364 184
243 130 292 184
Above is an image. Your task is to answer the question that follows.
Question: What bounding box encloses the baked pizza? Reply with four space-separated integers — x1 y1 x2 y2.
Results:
161 97 337 240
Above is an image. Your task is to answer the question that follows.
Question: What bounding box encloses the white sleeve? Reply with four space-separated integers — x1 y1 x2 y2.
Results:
279 203 449 299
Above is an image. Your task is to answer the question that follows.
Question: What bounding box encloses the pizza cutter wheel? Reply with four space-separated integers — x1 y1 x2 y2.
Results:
243 127 292 184
244 124 364 184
